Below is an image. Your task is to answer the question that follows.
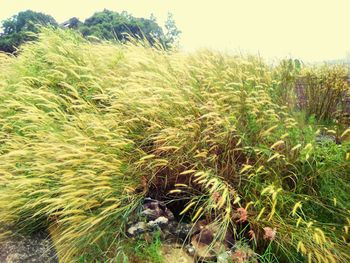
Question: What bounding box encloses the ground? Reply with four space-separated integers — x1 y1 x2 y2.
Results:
0 229 57 263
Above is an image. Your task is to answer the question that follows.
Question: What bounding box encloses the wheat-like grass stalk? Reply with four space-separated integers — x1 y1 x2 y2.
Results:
0 28 349 262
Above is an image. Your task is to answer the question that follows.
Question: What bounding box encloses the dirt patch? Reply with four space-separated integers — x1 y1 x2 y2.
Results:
161 245 194 263
0 229 58 263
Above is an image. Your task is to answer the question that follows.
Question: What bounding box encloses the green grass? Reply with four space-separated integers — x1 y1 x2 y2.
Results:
134 231 163 263
0 28 349 262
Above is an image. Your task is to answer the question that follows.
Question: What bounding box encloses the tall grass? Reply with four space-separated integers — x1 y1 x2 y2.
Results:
298 64 350 121
0 28 349 262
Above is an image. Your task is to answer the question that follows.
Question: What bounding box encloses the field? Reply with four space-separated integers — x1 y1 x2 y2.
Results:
0 29 349 262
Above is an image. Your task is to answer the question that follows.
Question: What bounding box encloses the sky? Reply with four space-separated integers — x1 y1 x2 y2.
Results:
1 0 350 62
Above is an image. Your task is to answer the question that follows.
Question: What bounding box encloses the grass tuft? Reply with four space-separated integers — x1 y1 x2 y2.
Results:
0 28 349 262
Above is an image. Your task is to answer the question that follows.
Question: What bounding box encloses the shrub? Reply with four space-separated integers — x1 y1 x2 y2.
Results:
297 64 350 121
0 29 349 262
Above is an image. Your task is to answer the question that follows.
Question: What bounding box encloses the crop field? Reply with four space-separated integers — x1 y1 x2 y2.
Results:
0 29 349 262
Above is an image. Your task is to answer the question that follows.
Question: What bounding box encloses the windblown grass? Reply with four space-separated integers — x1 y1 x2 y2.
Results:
299 64 349 121
0 28 349 262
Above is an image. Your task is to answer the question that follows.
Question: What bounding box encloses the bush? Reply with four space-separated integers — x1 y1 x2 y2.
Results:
0 29 349 262
297 64 350 121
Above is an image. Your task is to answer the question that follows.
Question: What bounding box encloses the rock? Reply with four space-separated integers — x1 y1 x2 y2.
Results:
160 228 176 242
192 228 214 246
165 209 175 221
141 208 160 221
155 216 169 225
147 216 169 229
185 244 195 256
127 198 197 243
127 222 147 236
143 197 159 204
142 198 175 221
168 221 179 233
191 228 221 262
170 222 195 241
190 225 229 262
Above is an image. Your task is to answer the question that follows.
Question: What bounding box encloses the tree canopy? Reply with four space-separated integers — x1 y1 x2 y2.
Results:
62 17 82 30
0 10 58 53
164 13 181 45
0 9 181 53
78 10 166 46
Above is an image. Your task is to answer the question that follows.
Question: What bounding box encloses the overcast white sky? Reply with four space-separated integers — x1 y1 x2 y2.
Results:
1 0 350 62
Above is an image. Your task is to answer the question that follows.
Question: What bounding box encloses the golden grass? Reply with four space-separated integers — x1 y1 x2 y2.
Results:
0 28 349 262
300 64 350 120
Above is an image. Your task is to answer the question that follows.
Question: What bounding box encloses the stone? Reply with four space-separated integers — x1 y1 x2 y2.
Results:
147 216 169 229
165 209 175 221
190 226 227 262
191 230 217 262
127 222 147 236
142 198 175 221
167 221 179 234
155 216 169 225
173 223 197 241
185 244 195 256
141 208 160 221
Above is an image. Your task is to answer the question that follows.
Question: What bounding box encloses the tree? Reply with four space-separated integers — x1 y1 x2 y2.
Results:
164 13 181 46
0 10 58 53
0 9 181 52
62 17 82 29
78 10 166 46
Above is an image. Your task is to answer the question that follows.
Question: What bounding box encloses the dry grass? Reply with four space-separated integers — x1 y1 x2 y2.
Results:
0 28 349 262
298 64 350 120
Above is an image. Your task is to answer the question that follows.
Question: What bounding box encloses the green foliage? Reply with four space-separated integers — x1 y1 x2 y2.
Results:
0 10 58 53
0 29 349 262
164 12 181 46
63 17 83 29
78 10 169 47
272 58 302 109
0 9 181 53
134 231 163 263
